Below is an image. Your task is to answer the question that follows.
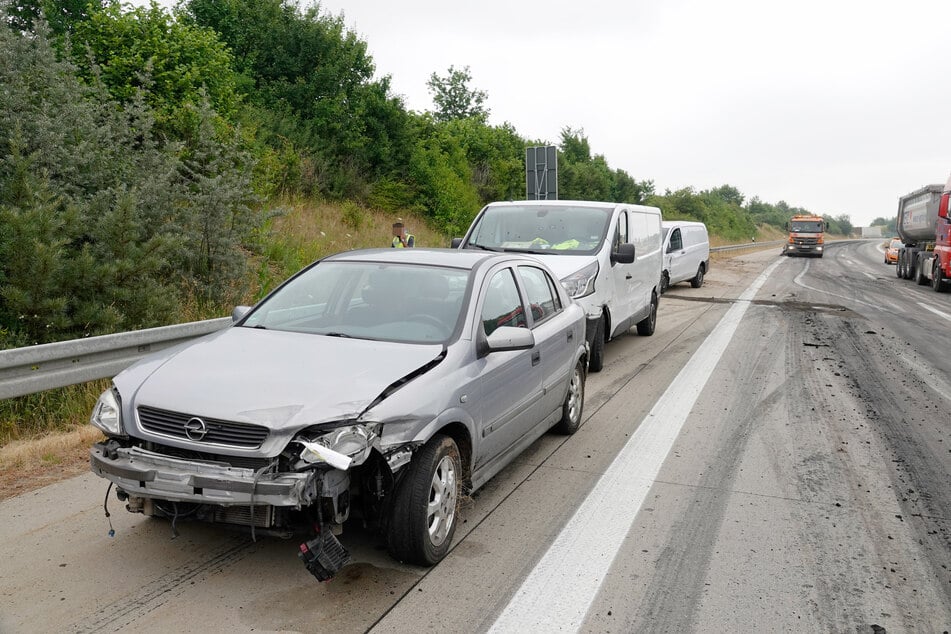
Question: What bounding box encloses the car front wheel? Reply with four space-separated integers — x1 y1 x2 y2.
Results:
387 434 461 566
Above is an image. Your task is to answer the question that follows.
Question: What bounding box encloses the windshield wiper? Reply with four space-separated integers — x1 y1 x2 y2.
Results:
322 332 352 338
466 242 502 252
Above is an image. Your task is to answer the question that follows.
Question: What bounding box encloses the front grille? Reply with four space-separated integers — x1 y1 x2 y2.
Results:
138 406 268 449
143 441 275 470
795 237 819 245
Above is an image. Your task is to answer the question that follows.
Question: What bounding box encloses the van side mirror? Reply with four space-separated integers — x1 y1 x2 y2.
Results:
612 242 636 264
451 237 463 248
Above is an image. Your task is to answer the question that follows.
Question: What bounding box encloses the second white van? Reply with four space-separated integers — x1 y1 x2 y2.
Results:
455 200 663 372
661 220 710 292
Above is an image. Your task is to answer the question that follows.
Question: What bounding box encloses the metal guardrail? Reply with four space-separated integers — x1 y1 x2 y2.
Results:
0 238 791 400
710 239 785 253
0 317 231 399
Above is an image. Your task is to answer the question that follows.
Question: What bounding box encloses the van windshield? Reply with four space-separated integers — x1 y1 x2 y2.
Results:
465 204 614 255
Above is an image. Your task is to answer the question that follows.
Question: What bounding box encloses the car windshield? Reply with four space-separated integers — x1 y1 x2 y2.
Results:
241 262 470 344
890 239 902 249
466 204 614 255
790 221 823 232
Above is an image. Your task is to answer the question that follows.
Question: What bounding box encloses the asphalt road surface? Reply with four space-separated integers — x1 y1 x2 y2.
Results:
2 241 950 633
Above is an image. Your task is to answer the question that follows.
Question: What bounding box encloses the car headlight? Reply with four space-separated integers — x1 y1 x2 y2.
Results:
561 261 599 299
90 388 123 436
299 424 379 469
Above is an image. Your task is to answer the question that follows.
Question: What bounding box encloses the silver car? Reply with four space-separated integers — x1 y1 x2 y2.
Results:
89 248 587 579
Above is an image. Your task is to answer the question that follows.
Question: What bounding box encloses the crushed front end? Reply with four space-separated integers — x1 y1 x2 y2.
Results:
89 388 417 582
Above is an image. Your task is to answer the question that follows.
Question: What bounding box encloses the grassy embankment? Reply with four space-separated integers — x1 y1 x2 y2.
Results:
0 201 791 489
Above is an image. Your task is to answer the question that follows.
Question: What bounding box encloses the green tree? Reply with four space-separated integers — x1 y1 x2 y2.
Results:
186 0 411 197
3 0 100 36
0 17 256 346
70 3 241 132
427 65 489 122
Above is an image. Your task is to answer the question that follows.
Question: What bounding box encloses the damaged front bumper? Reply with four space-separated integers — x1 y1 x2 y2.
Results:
90 442 319 508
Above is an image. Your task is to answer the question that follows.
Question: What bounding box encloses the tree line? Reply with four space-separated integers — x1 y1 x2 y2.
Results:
0 0 845 348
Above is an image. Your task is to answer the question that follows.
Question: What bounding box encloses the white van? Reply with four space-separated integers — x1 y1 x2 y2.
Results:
455 200 663 372
661 220 710 292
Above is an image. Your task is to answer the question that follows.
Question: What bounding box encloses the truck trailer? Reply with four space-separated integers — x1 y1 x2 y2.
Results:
895 173 951 292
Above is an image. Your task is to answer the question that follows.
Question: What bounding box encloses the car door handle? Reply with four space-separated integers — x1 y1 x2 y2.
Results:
531 351 541 366
625 273 633 279
567 330 573 342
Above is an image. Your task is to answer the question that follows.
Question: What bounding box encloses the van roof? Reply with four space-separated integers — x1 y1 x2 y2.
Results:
661 220 707 229
487 200 661 215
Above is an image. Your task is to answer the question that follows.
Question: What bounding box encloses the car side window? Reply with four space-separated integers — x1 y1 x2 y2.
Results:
482 269 527 336
669 228 683 251
518 266 560 326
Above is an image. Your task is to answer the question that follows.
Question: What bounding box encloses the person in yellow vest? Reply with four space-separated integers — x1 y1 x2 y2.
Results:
391 219 415 248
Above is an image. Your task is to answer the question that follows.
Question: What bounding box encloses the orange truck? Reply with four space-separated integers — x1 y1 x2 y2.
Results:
782 214 827 258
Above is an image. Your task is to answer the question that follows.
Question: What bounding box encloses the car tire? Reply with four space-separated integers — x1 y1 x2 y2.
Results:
933 260 946 293
386 434 460 566
661 271 670 294
552 360 585 435
690 264 705 288
916 257 928 285
588 315 605 373
896 255 904 278
636 292 658 336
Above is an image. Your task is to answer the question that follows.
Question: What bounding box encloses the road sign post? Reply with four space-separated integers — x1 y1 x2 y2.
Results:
526 146 558 200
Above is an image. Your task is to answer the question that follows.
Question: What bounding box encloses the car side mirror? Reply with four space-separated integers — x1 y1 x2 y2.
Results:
231 305 251 323
451 237 463 248
612 242 636 264
480 326 534 357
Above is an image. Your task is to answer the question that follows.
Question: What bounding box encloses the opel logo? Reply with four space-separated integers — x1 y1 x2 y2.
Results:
184 417 208 441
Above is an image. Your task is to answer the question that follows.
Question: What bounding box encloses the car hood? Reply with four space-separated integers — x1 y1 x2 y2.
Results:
122 328 444 430
524 254 598 280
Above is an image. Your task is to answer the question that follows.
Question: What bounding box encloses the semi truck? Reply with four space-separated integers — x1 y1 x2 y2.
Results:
782 214 827 257
895 173 951 292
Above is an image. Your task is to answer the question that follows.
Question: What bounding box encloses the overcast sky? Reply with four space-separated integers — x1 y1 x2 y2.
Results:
303 0 950 226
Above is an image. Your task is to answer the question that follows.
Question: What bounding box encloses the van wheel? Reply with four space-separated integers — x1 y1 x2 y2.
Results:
690 264 705 288
588 315 605 373
386 435 460 566
636 292 657 336
660 271 670 293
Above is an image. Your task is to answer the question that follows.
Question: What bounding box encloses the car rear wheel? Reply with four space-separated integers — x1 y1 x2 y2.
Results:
552 360 585 435
636 292 658 336
588 315 606 373
386 434 460 566
690 264 705 288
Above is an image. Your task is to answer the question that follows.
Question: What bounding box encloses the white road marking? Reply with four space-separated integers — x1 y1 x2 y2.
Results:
793 260 893 311
488 258 786 633
918 302 951 323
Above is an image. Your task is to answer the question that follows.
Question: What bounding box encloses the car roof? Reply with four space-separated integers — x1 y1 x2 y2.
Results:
324 247 535 271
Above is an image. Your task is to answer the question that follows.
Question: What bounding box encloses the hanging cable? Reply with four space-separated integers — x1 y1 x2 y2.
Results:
102 482 115 538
